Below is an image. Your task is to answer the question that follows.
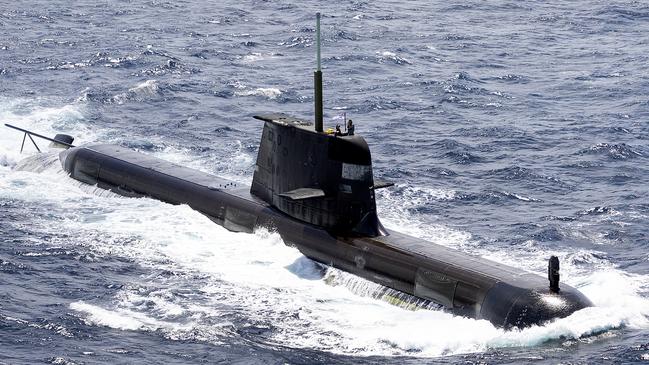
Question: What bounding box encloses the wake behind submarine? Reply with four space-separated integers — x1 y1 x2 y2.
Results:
6 14 591 329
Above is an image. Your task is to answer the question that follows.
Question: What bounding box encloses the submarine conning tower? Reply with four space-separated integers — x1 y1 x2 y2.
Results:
250 113 388 237
250 13 387 237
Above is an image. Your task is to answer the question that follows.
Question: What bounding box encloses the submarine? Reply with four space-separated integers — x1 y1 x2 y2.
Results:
6 14 592 329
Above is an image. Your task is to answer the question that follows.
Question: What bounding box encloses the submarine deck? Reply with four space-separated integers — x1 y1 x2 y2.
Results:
60 143 592 327
80 144 544 288
82 143 255 198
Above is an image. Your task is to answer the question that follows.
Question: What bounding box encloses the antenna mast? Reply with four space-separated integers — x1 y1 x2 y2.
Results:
314 13 323 132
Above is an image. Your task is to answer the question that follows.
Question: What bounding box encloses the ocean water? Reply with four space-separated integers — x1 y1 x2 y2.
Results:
1 1 649 363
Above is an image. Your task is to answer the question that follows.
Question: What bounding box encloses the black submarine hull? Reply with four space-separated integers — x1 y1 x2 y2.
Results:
59 144 592 328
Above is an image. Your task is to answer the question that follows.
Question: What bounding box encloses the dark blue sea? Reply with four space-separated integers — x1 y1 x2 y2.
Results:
1 1 649 363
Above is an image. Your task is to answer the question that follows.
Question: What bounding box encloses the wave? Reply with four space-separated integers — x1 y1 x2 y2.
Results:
443 150 485 164
579 143 643 160
595 6 649 22
453 190 541 204
112 80 163 104
487 74 531 83
578 206 619 216
376 51 412 65
452 126 527 139
427 139 486 164
485 166 566 186
241 52 278 63
234 87 282 100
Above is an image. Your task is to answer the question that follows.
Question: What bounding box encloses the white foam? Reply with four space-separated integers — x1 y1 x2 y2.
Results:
234 87 282 100
241 52 278 63
377 184 467 243
70 301 191 332
509 192 540 202
53 189 647 357
0 96 93 169
376 50 411 64
383 184 457 202
143 141 253 185
243 53 264 62
129 79 159 95
113 80 160 104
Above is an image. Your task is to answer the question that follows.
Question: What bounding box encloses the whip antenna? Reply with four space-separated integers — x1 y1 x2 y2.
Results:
314 13 323 132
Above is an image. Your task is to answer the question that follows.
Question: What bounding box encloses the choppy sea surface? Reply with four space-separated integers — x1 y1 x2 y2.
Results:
1 1 649 363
